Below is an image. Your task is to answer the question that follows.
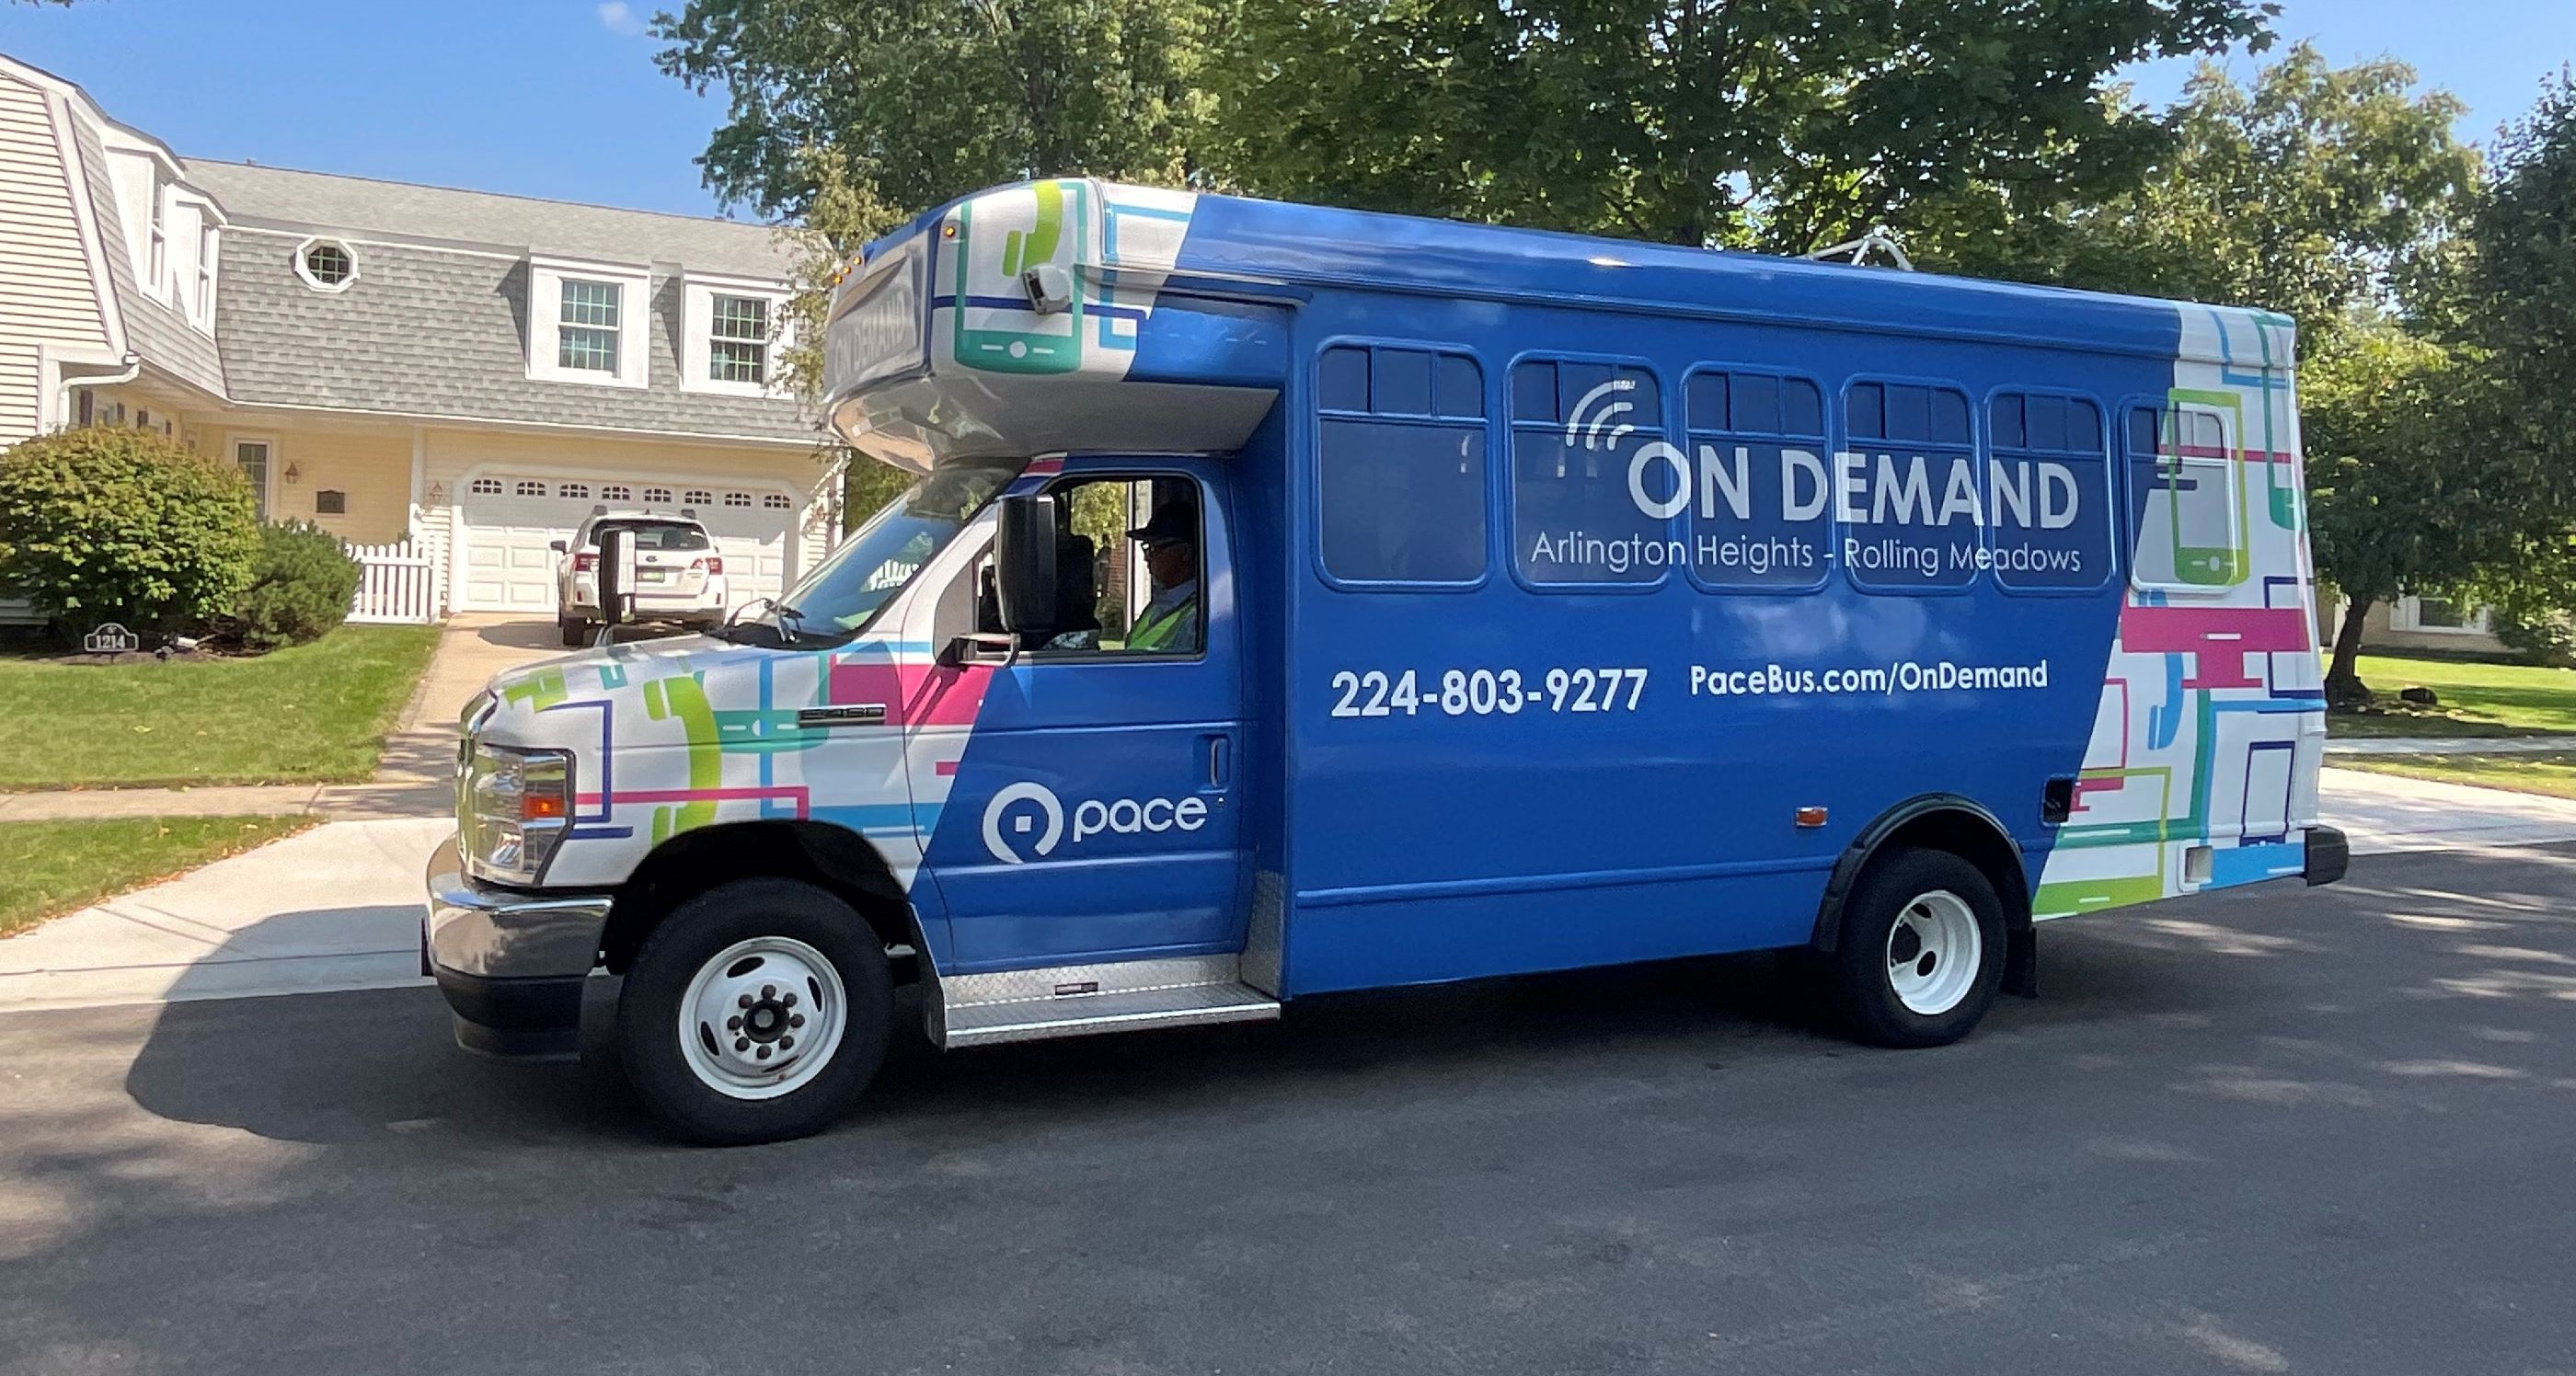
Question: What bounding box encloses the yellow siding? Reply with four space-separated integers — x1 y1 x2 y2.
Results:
0 74 112 445
222 425 413 545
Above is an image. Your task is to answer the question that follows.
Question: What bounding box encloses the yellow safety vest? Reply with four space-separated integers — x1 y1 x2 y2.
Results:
1129 593 1199 651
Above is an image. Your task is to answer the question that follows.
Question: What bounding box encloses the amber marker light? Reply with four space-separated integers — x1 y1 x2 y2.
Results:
1794 806 1828 828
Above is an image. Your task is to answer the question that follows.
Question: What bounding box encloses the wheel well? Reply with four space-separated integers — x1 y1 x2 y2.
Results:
1811 799 2033 955
599 821 921 978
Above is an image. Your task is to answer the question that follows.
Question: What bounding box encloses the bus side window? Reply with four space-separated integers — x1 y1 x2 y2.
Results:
1315 345 1489 586
1509 357 1670 588
1682 368 1831 591
1988 391 2113 593
1844 380 1978 593
2127 404 2243 590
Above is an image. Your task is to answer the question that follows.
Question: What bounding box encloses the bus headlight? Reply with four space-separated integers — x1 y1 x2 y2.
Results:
460 741 574 886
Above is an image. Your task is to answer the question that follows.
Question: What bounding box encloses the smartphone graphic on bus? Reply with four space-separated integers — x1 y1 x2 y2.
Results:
950 178 1087 374
2161 396 2249 588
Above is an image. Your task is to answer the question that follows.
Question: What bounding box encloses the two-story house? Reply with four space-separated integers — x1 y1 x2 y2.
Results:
0 51 839 624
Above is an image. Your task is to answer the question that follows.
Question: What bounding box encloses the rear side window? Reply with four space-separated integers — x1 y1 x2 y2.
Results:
1510 358 1670 587
1844 380 1977 592
596 521 711 552
1683 369 1830 591
1315 344 1489 585
1987 392 2112 591
2126 404 2243 590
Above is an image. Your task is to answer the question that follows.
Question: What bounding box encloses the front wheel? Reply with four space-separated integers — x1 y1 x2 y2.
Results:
617 878 893 1145
1826 847 2007 1049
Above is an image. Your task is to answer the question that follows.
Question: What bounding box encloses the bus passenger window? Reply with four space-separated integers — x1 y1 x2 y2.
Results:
1844 381 1977 592
1683 369 1830 591
1988 392 2112 592
1510 359 1671 586
1315 345 1489 585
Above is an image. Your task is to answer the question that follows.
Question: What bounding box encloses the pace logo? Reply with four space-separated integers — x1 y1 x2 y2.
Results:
982 782 1065 865
980 780 1211 865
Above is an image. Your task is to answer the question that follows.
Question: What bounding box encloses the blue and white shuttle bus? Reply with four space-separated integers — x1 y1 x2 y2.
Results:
425 178 2346 1143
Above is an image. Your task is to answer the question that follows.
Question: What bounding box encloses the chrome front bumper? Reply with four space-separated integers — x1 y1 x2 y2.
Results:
423 834 613 1058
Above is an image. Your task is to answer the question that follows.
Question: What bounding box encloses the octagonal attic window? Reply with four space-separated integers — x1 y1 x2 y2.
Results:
293 237 357 292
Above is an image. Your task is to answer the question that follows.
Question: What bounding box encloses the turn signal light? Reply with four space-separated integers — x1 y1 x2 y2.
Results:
1794 806 1828 828
522 793 568 820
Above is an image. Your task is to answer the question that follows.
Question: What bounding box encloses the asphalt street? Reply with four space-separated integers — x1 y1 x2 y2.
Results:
5 846 2576 1376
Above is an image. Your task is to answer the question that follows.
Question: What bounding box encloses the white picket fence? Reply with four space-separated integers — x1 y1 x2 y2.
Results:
347 540 438 625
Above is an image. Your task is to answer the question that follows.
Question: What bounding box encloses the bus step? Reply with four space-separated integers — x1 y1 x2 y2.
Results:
935 956 1281 1049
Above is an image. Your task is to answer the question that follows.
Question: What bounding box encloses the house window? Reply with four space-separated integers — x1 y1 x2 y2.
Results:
641 486 672 505
723 490 753 508
515 479 548 498
683 488 713 508
763 493 791 510
2400 595 2489 634
234 440 271 520
147 183 167 291
559 482 590 500
469 476 505 496
603 484 632 502
316 489 347 515
558 280 621 373
294 237 357 292
196 222 218 320
709 294 769 384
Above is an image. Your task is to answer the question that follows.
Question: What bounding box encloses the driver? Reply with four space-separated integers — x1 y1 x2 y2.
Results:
1124 502 1200 652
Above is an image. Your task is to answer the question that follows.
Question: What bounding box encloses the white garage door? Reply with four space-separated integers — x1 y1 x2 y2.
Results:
456 474 799 614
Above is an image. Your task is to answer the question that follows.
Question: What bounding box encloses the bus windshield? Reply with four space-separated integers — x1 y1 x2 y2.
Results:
770 456 1027 640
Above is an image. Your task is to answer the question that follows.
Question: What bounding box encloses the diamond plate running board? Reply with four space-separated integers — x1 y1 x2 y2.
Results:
932 954 1281 1049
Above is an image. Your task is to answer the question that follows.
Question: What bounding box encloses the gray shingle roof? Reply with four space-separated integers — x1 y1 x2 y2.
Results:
182 160 799 279
213 227 814 443
72 117 226 397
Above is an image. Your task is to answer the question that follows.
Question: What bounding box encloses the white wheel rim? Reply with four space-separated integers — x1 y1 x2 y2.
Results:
676 936 848 1101
1885 889 1981 1016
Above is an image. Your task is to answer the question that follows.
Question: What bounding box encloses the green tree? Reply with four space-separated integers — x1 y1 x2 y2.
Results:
1204 0 2271 252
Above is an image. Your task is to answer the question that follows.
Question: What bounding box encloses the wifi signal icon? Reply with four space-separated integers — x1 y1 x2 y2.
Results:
1564 377 1639 451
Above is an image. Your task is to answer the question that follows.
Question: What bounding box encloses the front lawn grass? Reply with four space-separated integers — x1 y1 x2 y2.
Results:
0 815 315 937
2335 751 2576 802
0 624 441 789
2331 653 2576 739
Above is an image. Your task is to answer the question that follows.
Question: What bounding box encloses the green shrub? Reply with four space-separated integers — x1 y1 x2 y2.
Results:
2492 605 2576 668
0 426 259 639
224 522 361 650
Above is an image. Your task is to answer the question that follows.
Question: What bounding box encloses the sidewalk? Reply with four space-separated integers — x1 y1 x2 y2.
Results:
0 614 561 823
0 816 447 1011
2324 735 2576 756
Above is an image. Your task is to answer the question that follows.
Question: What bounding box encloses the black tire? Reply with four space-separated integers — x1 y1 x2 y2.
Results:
558 613 589 648
1826 846 2007 1049
617 878 893 1145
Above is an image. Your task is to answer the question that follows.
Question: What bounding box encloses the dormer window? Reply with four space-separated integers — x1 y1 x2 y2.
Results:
525 255 650 388
294 236 357 292
681 275 789 396
558 279 621 373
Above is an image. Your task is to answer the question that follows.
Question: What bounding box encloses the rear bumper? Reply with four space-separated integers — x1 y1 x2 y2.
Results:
423 834 612 1059
2304 824 2350 887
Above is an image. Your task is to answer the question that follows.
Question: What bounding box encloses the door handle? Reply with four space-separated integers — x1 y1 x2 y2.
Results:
1202 734 1229 791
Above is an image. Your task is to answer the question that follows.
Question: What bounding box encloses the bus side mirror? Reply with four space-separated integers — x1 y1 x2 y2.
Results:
993 493 1059 636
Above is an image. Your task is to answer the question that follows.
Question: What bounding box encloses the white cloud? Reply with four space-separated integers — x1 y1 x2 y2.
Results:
597 2 646 37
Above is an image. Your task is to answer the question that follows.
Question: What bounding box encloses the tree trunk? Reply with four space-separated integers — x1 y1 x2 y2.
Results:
2326 594 2375 709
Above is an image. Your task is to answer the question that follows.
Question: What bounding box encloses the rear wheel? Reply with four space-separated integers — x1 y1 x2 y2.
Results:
1826 847 2006 1048
617 878 892 1145
558 613 590 648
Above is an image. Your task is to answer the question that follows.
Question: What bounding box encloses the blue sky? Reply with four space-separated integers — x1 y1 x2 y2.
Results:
3 0 2570 221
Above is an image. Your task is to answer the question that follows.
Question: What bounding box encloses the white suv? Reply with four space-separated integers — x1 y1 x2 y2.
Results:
552 510 732 646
